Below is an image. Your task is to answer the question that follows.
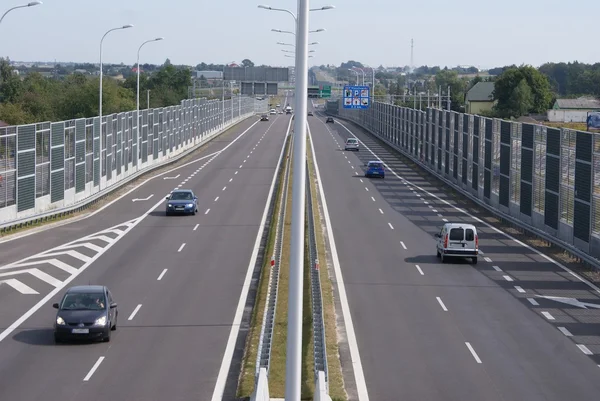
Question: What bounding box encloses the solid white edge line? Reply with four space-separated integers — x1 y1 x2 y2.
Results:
128 304 142 320
465 342 482 363
0 119 262 245
177 243 186 252
210 115 292 401
436 297 448 311
307 122 370 401
335 120 600 296
83 356 105 381
157 269 168 280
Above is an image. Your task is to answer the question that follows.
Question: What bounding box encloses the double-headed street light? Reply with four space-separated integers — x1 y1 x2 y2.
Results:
272 28 325 35
348 68 360 85
99 24 133 189
277 41 319 47
0 1 42 25
258 4 334 22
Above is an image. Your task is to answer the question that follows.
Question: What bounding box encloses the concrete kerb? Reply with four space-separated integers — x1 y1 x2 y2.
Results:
0 114 256 235
329 112 600 275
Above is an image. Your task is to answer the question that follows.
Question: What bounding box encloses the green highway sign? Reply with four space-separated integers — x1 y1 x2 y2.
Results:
319 85 332 98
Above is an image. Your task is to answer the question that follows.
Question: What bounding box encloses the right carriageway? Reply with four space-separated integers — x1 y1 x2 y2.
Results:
307 106 600 401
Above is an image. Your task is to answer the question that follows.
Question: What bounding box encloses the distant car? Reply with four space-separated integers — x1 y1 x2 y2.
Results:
53 285 118 343
286 110 292 115
344 137 359 151
276 104 281 107
260 114 269 121
308 111 314 116
165 189 198 215
278 110 284 114
364 160 385 178
435 222 479 264
326 117 334 123
269 109 277 115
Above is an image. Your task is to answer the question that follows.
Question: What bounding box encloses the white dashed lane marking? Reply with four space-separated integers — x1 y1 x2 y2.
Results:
157 269 168 280
177 243 186 252
400 241 407 250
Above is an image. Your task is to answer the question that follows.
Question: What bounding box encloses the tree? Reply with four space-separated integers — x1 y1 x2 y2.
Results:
241 59 254 68
434 69 467 111
509 79 533 117
493 65 553 118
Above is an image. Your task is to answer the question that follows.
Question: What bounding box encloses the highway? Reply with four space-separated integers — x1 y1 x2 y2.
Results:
0 112 290 401
308 104 600 401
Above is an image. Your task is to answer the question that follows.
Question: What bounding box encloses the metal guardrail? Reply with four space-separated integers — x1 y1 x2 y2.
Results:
255 134 293 378
306 160 329 389
328 111 600 272
0 100 268 235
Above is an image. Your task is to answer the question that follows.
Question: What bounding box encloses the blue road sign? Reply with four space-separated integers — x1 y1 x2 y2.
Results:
343 85 370 109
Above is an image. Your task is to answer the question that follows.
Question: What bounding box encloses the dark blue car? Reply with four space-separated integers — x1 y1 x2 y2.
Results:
365 160 385 178
165 189 198 215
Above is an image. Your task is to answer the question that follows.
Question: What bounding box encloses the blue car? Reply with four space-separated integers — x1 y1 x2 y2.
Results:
365 161 385 178
165 189 198 215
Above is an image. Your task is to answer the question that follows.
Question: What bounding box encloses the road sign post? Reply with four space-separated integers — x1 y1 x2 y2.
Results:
343 85 370 109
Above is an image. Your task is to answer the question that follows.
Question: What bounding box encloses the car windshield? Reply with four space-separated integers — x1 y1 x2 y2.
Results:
170 192 193 200
61 292 106 310
347 139 357 143
369 163 382 168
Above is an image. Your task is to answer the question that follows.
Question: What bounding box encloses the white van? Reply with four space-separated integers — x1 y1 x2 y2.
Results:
435 222 478 264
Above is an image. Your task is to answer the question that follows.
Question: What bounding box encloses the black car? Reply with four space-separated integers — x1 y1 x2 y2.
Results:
308 111 314 116
286 110 292 115
53 285 118 343
165 189 198 215
260 114 269 121
326 117 334 123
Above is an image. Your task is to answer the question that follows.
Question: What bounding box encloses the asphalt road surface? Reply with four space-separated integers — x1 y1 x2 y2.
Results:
0 113 290 401
308 105 600 401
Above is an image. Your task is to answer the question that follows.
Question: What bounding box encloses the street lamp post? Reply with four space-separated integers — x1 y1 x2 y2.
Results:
0 1 41 26
259 3 335 401
348 68 359 85
99 24 133 189
136 37 164 169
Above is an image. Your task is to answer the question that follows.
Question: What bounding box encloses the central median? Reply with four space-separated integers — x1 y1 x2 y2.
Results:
237 130 346 400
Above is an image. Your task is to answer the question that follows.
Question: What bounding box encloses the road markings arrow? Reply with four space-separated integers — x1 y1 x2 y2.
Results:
163 174 180 180
536 295 600 309
132 194 154 202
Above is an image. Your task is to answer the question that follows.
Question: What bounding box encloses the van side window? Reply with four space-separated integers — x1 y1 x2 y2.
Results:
449 228 463 241
465 228 474 241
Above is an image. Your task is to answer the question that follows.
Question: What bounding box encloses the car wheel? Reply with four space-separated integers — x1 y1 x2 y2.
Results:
111 315 117 331
436 248 440 258
192 210 196 216
472 257 478 265
440 253 445 263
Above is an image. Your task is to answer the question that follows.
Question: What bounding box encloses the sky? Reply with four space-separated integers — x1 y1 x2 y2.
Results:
0 0 598 69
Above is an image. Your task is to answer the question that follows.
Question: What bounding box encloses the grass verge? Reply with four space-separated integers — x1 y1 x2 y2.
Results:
306 137 347 401
236 137 291 398
266 155 293 397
